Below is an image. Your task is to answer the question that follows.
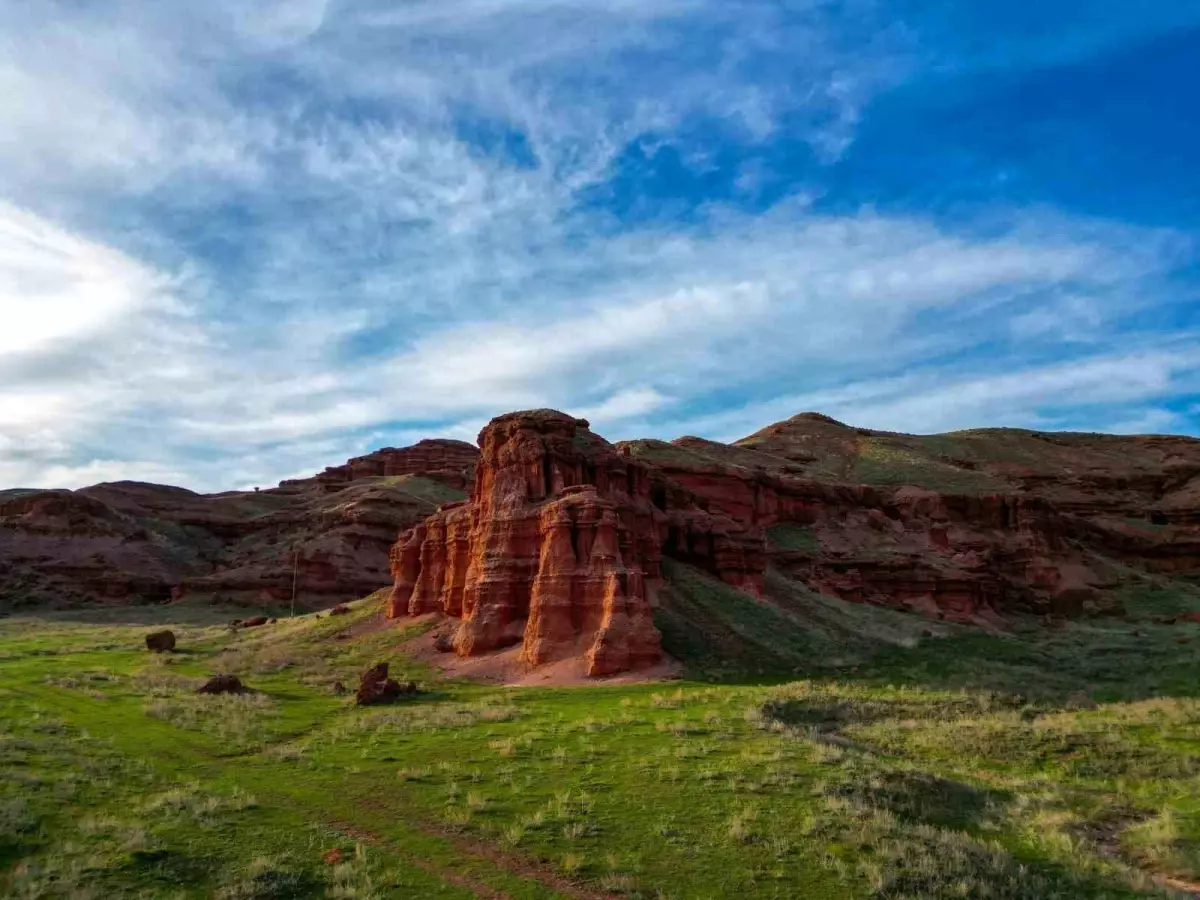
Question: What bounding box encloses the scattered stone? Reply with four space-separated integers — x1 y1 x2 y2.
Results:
145 630 176 653
433 633 454 653
329 604 351 616
332 681 347 696
241 615 268 627
355 662 417 706
197 674 245 695
1065 690 1098 710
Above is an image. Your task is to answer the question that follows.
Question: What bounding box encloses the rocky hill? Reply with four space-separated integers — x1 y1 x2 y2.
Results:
0 440 478 612
387 410 1200 677
5 412 1200 675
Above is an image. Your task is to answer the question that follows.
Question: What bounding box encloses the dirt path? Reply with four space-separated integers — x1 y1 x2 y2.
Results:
329 808 619 900
330 820 512 900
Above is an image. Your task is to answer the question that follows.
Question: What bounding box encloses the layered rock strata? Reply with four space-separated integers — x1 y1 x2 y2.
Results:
387 411 669 676
0 439 477 612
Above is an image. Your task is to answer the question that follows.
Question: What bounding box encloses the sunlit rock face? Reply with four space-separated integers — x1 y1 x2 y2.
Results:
387 410 670 677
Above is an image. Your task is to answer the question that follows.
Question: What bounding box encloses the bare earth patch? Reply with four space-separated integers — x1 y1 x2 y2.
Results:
399 616 683 686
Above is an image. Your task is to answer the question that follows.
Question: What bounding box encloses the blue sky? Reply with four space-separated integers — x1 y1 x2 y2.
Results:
2 0 1199 491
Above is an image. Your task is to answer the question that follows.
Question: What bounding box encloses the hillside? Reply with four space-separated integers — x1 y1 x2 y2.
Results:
0 441 477 613
6 412 1200 631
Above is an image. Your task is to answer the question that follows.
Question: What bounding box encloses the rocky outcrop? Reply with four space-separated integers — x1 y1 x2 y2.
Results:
0 439 473 613
7 405 1200 644
388 411 668 676
296 439 479 492
619 438 1124 622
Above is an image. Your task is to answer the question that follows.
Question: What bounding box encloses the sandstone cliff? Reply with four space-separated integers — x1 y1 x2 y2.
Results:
387 410 1200 676
7 408 1200 680
387 411 665 676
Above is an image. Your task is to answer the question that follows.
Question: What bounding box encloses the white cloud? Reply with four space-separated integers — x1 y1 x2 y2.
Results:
0 203 170 355
1106 408 1185 436
0 1 1196 492
666 348 1200 441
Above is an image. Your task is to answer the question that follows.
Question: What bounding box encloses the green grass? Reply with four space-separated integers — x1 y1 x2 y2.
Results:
2 574 1199 898
369 475 468 507
765 523 821 554
850 438 1011 495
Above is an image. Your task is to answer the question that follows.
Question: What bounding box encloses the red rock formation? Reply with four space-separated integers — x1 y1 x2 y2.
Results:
9 405 1200 642
1 438 474 612
618 441 1122 622
388 411 666 676
298 439 479 492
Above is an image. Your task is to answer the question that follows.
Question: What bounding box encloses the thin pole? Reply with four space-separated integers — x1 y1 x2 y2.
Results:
290 547 299 617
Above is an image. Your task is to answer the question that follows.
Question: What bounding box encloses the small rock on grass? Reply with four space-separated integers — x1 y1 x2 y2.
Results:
145 630 176 652
355 663 417 706
197 674 246 695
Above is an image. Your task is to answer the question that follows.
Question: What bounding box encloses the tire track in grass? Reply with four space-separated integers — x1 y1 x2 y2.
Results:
328 800 620 900
330 821 512 900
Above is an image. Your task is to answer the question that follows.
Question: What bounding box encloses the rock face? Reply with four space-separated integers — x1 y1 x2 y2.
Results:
390 410 1200 668
8 404 1200 664
617 419 1200 622
293 439 479 492
0 439 477 613
388 411 667 676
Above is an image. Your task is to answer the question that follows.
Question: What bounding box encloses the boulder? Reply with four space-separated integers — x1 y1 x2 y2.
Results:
145 630 176 652
354 662 417 706
197 674 245 695
328 604 351 616
241 615 268 627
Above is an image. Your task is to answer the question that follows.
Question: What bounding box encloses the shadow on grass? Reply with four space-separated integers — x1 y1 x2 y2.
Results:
659 559 1200 706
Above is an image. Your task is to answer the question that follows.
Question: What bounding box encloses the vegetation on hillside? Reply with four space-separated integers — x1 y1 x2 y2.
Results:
2 573 1199 898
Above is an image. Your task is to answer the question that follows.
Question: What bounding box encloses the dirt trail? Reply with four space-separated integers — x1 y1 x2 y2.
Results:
329 809 620 900
330 821 511 900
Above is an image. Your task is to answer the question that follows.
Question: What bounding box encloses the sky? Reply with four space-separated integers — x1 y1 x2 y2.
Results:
3 1 1200 492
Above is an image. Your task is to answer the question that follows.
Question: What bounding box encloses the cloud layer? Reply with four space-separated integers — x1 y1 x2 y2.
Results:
2 1 1198 491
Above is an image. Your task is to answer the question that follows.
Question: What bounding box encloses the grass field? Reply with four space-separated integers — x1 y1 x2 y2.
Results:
2 574 1199 899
